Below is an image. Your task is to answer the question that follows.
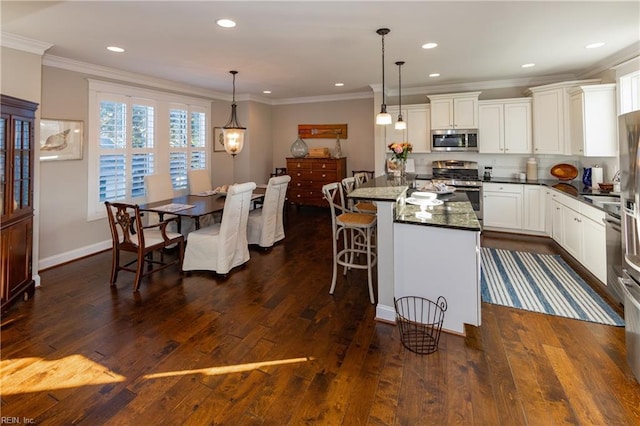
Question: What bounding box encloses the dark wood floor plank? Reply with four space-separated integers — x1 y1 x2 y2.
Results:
1 212 639 425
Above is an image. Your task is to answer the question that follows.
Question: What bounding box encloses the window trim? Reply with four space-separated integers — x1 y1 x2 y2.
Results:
87 79 211 221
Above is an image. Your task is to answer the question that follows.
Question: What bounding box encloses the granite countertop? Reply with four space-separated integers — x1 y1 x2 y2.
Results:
347 175 409 202
396 191 481 231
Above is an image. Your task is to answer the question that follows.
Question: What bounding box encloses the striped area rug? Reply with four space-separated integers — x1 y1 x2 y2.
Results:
480 247 624 326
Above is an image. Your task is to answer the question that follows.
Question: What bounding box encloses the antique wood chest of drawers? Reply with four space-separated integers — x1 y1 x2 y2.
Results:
286 157 347 207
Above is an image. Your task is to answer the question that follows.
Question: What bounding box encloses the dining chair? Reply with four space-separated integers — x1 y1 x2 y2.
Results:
144 173 194 235
247 175 291 249
182 181 256 276
322 182 377 304
188 168 213 194
188 168 216 227
105 201 185 292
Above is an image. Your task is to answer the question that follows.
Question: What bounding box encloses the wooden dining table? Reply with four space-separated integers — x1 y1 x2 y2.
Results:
138 187 266 230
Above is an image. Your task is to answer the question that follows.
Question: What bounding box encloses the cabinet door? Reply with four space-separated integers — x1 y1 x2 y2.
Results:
582 216 607 283
453 97 478 128
478 103 503 153
503 101 532 154
533 89 565 155
523 186 545 232
552 199 563 243
483 187 522 229
406 106 430 153
561 206 582 260
544 189 554 236
385 105 407 145
430 99 453 129
569 93 585 155
581 86 617 157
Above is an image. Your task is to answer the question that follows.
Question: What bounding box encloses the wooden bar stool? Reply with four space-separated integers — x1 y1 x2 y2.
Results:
322 182 377 304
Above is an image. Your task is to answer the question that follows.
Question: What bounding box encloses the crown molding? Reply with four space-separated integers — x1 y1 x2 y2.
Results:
43 54 230 101
271 91 372 106
1 32 52 55
581 42 640 77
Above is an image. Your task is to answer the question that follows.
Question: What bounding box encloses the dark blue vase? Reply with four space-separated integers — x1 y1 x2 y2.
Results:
582 167 592 187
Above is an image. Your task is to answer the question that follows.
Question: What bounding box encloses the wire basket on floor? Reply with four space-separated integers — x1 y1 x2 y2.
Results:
394 296 447 354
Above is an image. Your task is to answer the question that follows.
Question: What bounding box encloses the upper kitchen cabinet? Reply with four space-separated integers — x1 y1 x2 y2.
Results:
568 84 617 157
528 80 599 155
478 98 531 154
386 104 431 153
428 92 481 130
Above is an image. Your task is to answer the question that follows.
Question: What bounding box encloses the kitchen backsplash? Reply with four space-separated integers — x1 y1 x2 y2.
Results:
410 152 619 182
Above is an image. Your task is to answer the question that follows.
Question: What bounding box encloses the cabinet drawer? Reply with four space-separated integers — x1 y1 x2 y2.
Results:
310 160 338 171
287 160 313 170
290 169 314 180
483 182 523 194
310 169 337 181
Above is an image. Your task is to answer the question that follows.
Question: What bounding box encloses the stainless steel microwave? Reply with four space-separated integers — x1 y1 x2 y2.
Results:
431 129 478 152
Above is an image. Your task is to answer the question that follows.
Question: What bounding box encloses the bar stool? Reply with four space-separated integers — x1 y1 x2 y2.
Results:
322 182 377 304
347 174 377 214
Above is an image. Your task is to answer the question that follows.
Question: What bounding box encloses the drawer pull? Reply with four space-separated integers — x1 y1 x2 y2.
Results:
322 164 326 169
322 173 327 178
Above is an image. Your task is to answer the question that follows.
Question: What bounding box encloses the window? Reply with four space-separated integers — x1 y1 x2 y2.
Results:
88 80 210 220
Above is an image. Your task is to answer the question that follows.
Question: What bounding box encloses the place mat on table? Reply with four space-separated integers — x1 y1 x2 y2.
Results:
153 203 195 213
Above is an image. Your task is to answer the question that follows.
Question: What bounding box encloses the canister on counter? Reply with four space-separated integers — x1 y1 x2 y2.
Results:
526 157 538 181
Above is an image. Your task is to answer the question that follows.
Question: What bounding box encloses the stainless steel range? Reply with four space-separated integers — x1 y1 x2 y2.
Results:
431 160 482 220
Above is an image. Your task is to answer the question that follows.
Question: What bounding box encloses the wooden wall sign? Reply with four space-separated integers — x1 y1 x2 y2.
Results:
298 123 347 139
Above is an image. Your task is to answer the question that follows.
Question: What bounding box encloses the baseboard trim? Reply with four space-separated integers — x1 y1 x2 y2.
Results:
39 240 111 271
375 304 396 323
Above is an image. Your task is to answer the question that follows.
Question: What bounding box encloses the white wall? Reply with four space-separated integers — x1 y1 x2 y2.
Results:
1 46 44 285
271 98 375 176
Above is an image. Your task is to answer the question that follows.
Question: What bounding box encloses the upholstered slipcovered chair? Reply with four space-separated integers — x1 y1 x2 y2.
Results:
182 182 256 275
188 169 213 194
247 175 291 248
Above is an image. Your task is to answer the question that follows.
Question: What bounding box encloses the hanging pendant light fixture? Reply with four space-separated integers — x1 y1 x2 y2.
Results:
222 70 246 156
395 61 406 130
375 28 392 125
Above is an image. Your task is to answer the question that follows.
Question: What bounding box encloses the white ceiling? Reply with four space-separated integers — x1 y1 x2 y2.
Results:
2 1 639 102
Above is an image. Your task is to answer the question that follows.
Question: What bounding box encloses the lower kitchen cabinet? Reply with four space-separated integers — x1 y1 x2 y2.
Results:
523 185 545 232
483 183 523 230
550 188 607 284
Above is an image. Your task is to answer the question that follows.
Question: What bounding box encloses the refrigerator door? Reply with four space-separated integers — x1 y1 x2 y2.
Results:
620 111 640 284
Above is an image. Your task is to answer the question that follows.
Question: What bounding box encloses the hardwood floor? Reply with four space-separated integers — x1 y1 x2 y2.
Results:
1 206 639 425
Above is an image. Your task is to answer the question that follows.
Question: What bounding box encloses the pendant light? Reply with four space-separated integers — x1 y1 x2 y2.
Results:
222 70 246 156
375 28 392 125
395 61 406 130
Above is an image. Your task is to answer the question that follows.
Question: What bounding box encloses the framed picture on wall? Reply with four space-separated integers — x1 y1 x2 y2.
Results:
213 127 226 152
40 119 84 161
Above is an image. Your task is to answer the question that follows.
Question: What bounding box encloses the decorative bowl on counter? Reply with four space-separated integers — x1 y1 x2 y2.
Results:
550 163 579 181
599 182 614 192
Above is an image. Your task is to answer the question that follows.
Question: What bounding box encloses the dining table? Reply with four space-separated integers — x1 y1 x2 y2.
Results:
138 187 266 230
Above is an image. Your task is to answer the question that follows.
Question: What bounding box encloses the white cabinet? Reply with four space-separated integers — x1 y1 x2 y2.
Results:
483 183 523 229
568 84 617 157
544 188 554 236
549 188 607 284
386 104 431 153
528 80 599 155
478 98 531 154
523 185 545 232
428 92 481 130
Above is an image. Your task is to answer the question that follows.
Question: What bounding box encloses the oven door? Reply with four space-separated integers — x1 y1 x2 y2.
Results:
454 186 482 220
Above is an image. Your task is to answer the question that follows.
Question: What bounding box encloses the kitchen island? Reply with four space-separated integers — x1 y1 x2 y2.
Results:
348 176 481 335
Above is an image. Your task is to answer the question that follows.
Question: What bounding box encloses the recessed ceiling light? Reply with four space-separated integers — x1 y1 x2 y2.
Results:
334 83 344 87
521 63 535 68
263 90 271 94
586 42 605 49
429 73 440 78
422 42 438 49
107 46 125 53
216 18 236 28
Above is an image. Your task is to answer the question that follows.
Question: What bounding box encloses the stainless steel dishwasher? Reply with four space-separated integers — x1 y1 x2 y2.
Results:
605 213 624 305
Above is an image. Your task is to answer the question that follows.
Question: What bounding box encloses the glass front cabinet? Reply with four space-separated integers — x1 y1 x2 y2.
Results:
1 94 38 313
